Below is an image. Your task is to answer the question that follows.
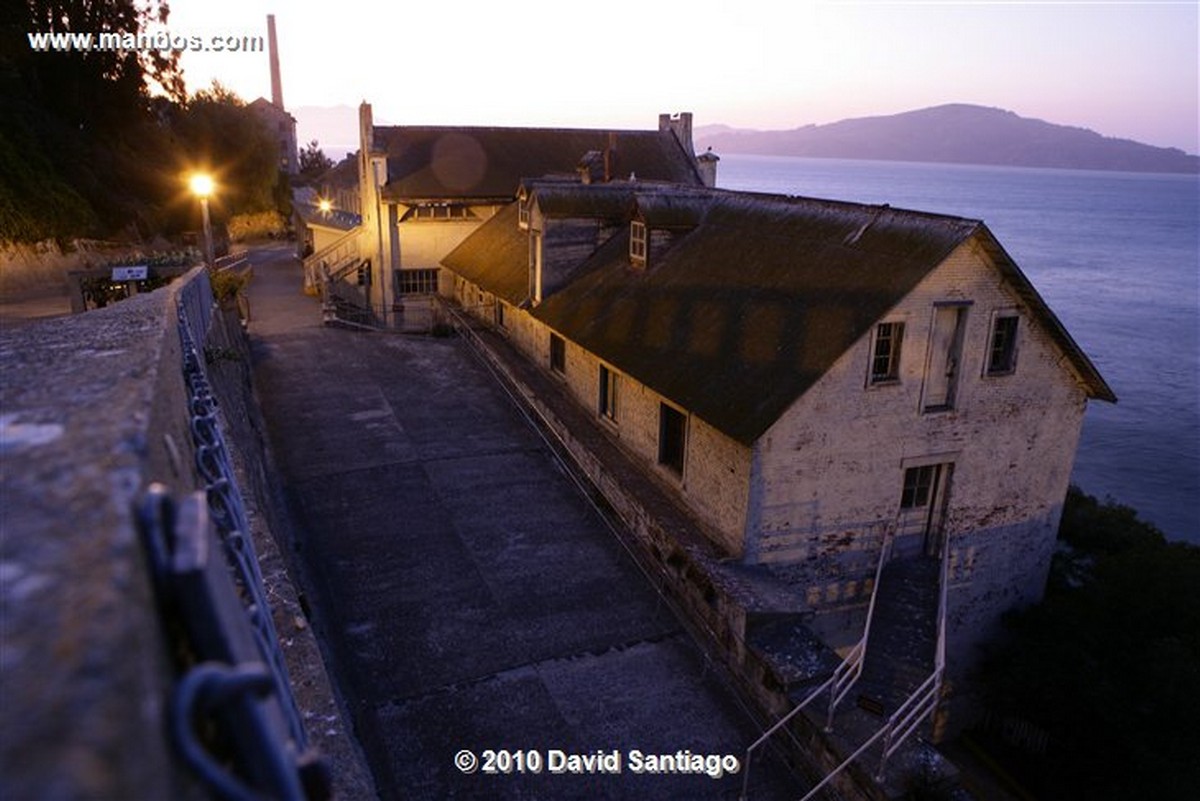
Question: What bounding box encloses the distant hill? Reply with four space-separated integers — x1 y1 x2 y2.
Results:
695 105 1199 174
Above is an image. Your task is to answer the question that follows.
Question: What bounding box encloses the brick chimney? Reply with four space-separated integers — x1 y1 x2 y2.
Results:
697 147 720 188
267 14 283 109
659 112 695 158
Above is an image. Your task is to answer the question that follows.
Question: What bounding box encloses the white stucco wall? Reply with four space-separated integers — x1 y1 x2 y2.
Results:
395 205 502 274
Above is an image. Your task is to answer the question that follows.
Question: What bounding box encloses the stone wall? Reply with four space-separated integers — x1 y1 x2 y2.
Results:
0 268 372 799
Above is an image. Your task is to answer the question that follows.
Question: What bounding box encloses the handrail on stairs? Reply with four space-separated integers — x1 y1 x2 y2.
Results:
302 227 360 296
825 528 893 732
738 525 893 801
874 533 951 781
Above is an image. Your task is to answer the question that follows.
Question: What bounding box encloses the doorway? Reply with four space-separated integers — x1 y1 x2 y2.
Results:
896 462 953 558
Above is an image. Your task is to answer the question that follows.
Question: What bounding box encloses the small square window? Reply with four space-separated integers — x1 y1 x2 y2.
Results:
987 314 1019 375
599 365 618 421
630 221 647 265
901 464 937 509
870 321 904 384
549 333 565 374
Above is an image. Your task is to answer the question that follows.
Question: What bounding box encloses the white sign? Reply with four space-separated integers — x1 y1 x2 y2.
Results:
111 265 148 281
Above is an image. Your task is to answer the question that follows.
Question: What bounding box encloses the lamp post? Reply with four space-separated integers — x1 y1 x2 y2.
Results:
189 173 215 268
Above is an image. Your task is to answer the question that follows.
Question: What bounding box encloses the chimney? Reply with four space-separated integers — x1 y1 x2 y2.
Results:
659 112 695 158
267 14 283 108
696 147 720 188
604 132 617 182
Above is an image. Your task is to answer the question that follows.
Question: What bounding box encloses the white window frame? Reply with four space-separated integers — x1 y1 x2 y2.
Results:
985 310 1020 376
630 220 648 265
868 320 905 385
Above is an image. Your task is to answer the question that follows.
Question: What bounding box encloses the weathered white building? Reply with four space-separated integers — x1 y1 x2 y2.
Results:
338 104 712 318
441 179 1115 724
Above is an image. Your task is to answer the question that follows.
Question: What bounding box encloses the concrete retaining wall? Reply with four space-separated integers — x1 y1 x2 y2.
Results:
0 268 371 799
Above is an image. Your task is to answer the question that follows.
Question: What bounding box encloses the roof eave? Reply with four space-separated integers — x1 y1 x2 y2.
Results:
975 227 1117 403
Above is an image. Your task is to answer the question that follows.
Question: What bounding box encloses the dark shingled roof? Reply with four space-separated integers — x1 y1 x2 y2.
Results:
295 202 361 232
442 202 529 305
315 154 359 190
444 187 1115 444
374 126 702 202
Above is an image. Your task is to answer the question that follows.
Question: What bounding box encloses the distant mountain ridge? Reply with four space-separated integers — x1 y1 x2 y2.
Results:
695 104 1199 174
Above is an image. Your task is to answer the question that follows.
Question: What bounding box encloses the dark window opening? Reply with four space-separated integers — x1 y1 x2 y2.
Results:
397 268 438 294
549 333 565 374
658 403 686 475
870 321 904 384
901 464 938 509
987 315 1019 375
599 365 618 421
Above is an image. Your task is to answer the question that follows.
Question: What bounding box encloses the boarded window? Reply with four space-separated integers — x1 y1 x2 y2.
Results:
987 314 1019 375
870 321 904 384
549 333 565 374
658 403 686 475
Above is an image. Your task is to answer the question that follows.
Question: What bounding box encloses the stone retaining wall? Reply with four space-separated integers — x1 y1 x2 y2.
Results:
0 268 371 799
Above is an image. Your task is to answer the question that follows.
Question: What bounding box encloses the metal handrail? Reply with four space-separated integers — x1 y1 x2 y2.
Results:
874 536 952 780
825 527 893 731
739 526 891 800
303 228 360 295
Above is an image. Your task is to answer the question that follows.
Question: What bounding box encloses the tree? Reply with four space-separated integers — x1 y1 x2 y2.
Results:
298 140 334 184
165 83 283 229
977 487 1200 800
1 0 184 242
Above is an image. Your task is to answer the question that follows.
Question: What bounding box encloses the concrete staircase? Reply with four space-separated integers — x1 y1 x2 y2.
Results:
853 556 940 720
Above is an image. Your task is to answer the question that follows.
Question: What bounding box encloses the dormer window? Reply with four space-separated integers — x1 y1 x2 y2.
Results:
630 221 648 266
518 192 530 230
410 204 474 221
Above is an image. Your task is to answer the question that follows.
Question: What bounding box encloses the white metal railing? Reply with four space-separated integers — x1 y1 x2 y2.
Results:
302 228 360 296
825 528 893 732
738 526 892 801
789 536 949 800
873 535 951 781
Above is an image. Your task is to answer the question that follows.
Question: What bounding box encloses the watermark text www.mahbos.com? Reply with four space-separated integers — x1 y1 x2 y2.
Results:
27 30 264 54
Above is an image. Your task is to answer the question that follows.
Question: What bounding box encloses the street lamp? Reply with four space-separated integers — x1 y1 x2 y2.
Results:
189 173 215 268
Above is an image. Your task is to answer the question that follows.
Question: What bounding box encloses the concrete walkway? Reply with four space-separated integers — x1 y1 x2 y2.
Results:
243 246 792 800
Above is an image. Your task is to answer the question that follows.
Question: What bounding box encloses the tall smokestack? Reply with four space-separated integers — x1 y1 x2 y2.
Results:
267 14 283 109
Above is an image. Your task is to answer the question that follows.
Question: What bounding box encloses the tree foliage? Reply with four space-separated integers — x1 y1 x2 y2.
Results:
977 487 1200 800
1 2 286 244
298 140 334 184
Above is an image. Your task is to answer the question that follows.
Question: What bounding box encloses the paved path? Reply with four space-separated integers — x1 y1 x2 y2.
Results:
244 246 791 800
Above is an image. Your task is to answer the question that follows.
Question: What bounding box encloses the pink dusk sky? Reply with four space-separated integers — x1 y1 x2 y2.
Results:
167 1 1199 155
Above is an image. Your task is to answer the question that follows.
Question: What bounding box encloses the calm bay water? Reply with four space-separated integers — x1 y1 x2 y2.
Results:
717 155 1199 544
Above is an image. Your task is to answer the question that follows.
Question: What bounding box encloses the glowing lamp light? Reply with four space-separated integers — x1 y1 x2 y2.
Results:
318 198 333 213
189 173 215 268
189 173 215 198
